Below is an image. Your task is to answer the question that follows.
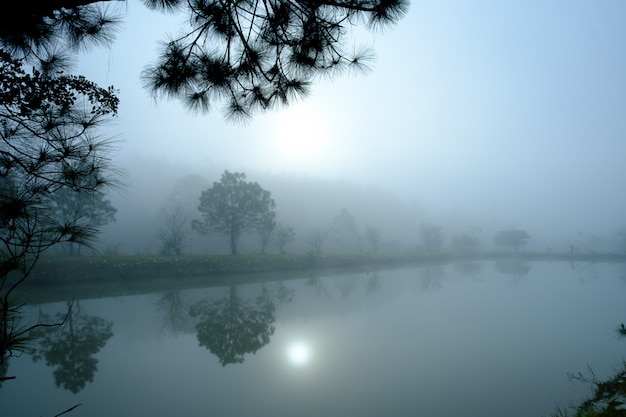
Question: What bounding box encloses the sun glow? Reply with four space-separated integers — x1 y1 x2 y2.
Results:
271 104 331 168
287 342 312 366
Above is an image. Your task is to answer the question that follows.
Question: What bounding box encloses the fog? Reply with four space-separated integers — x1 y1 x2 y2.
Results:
73 0 626 256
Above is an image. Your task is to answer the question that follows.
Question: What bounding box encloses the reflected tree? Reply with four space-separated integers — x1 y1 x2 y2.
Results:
157 290 189 335
420 265 444 291
494 260 531 283
269 281 295 306
305 276 333 300
364 271 381 294
453 261 482 277
189 286 276 366
334 275 357 298
31 301 113 393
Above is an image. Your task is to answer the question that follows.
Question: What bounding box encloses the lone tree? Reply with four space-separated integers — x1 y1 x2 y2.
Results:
274 223 295 254
192 171 276 255
157 204 188 256
1 0 409 121
420 222 443 252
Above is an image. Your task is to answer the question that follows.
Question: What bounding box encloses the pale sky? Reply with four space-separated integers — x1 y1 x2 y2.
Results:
77 0 626 243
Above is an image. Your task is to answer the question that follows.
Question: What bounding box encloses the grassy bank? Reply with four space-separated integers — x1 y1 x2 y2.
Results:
20 252 442 303
553 362 626 417
15 251 626 304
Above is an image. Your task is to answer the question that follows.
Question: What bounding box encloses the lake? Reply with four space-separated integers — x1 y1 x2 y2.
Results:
1 260 625 417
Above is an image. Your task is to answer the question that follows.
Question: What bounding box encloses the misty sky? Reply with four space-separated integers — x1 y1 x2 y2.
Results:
77 0 626 242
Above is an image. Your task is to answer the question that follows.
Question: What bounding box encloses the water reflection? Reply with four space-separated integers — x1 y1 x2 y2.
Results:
189 285 276 366
364 271 381 294
272 281 295 305
31 301 113 393
420 264 444 291
494 259 531 281
1 261 624 417
156 290 190 335
453 261 482 277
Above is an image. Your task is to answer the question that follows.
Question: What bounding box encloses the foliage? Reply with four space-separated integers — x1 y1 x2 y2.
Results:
189 286 275 365
0 1 120 75
450 233 480 253
2 0 408 121
192 171 276 255
420 223 443 252
274 223 295 254
559 363 626 417
158 204 188 256
0 49 119 362
141 0 410 121
50 188 117 255
365 227 381 253
258 214 277 255
330 208 362 252
31 301 114 393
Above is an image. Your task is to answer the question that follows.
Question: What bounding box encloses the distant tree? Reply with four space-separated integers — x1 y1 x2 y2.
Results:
274 224 295 254
575 231 600 254
619 229 626 253
50 188 117 256
365 227 381 254
2 0 408 121
258 214 277 255
494 230 529 251
191 171 276 255
420 223 443 252
306 227 331 255
330 208 362 252
450 233 480 253
157 203 188 256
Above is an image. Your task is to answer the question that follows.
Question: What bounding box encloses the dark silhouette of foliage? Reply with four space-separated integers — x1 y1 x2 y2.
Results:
141 0 409 121
189 285 275 366
191 171 276 255
0 50 119 363
31 301 113 393
50 188 117 255
0 1 120 74
157 290 189 334
1 0 408 121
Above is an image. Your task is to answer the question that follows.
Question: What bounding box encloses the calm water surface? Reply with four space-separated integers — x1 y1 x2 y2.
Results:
1 260 625 417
